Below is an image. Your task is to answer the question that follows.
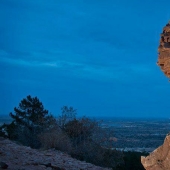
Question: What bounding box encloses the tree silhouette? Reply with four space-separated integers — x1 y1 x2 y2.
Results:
10 95 49 128
3 95 53 148
58 106 77 129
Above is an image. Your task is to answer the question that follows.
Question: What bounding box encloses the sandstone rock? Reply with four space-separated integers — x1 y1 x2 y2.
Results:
141 135 170 170
157 21 170 78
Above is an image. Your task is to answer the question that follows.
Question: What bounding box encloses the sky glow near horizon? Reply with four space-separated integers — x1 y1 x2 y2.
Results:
1 0 170 118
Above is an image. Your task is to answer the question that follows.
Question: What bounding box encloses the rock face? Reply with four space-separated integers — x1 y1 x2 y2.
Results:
141 135 170 170
141 21 170 170
157 21 170 78
0 138 111 170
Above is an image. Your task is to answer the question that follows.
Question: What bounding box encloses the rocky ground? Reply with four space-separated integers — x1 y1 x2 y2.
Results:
0 137 111 170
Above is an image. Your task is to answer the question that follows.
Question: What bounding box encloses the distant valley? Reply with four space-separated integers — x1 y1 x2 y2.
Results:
1 116 170 153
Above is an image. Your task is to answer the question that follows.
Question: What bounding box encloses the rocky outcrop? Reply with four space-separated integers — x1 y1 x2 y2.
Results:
141 21 170 170
141 135 170 170
0 137 111 170
157 21 170 78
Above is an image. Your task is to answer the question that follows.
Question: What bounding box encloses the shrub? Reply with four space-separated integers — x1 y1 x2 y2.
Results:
62 115 124 169
39 127 72 152
123 151 148 170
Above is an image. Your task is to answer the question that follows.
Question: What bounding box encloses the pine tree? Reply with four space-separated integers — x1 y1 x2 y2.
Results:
2 95 54 148
10 95 49 129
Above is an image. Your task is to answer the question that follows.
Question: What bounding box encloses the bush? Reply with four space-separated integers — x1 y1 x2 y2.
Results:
123 151 149 170
61 115 124 169
39 127 72 153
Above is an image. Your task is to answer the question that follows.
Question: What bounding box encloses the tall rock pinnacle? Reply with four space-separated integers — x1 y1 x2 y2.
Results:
141 21 170 170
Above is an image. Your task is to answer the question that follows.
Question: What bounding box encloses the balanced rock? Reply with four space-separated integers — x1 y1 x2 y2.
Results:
141 135 170 170
157 21 170 78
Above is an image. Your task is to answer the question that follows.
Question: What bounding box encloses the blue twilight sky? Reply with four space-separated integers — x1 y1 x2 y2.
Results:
1 0 170 118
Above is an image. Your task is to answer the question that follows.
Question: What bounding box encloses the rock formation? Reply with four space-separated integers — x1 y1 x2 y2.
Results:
141 135 170 170
0 137 111 170
141 21 170 170
157 21 170 78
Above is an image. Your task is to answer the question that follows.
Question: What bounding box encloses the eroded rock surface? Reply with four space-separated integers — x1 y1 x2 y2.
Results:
0 138 111 170
141 135 170 170
157 21 170 78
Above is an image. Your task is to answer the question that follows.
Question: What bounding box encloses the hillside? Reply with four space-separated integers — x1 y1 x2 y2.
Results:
0 137 111 170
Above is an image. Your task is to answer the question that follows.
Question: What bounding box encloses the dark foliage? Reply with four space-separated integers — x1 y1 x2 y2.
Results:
64 117 98 144
63 116 124 169
0 95 54 148
58 106 77 129
10 95 49 127
0 98 149 170
122 151 149 170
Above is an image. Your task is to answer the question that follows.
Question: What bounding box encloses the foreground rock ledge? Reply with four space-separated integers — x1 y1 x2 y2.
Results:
0 138 111 170
141 135 170 170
